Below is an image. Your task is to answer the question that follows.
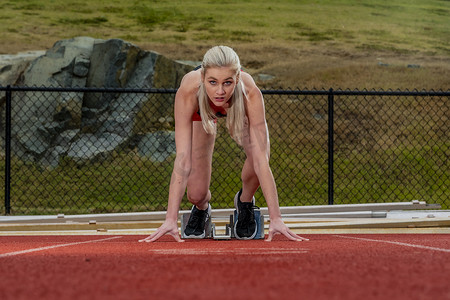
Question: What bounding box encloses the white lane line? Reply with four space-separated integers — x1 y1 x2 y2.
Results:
0 236 122 258
334 235 450 253
149 248 308 255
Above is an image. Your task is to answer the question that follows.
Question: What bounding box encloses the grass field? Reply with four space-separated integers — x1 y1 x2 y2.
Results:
0 0 449 89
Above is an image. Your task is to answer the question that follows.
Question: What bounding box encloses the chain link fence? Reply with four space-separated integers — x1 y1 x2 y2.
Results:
1 86 448 215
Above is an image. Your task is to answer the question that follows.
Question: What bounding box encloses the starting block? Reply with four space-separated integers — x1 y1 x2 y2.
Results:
180 209 264 240
211 214 234 240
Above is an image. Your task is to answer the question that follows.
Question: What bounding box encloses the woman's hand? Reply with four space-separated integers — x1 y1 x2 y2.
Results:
138 219 184 243
265 218 309 242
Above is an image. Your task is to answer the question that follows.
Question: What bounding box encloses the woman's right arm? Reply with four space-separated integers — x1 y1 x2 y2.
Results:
164 75 198 222
139 71 199 242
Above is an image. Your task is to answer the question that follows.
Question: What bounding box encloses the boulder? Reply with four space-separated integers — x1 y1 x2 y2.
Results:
0 50 46 86
137 131 176 163
0 37 194 166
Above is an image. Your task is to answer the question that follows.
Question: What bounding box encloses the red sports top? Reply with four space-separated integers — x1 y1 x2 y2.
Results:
192 101 227 122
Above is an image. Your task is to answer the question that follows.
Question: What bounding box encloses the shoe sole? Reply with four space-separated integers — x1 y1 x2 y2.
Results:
184 233 206 239
233 191 257 240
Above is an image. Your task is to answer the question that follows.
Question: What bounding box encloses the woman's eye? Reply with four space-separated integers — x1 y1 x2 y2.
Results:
209 81 216 85
224 81 232 86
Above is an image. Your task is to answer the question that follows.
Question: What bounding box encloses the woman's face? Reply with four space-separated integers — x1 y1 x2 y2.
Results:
203 66 238 107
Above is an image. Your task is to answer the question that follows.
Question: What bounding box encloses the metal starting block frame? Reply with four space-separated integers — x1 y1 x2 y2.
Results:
180 210 264 240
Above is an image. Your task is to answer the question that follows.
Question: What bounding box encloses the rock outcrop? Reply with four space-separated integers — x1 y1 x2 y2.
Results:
0 37 195 166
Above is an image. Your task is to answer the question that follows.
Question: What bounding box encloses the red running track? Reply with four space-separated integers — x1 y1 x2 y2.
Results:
0 234 449 300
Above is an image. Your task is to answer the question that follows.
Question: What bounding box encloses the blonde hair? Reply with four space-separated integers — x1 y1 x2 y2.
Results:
197 46 247 145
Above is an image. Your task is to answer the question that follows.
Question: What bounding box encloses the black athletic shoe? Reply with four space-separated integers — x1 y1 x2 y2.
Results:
234 190 258 240
184 204 211 238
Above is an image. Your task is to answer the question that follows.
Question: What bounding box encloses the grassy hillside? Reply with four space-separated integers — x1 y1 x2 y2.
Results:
0 0 449 89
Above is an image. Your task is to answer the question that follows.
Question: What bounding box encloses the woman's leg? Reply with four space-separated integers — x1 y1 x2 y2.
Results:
240 156 260 202
239 119 270 203
186 121 216 210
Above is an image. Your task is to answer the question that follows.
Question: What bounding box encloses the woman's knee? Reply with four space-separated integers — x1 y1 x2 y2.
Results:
187 188 211 206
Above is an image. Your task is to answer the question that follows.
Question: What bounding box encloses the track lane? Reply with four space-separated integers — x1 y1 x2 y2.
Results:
334 234 450 253
0 236 122 258
0 234 448 300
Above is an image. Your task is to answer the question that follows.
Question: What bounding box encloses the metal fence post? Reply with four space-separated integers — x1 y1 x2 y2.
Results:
5 85 11 215
327 88 334 205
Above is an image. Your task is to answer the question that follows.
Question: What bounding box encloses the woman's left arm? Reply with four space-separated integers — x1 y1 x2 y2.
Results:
242 73 308 242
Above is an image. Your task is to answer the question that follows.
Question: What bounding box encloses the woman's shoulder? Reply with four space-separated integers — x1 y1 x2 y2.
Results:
175 69 201 114
178 69 201 94
241 71 262 98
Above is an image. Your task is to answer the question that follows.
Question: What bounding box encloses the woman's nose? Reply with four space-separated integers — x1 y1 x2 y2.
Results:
217 86 225 95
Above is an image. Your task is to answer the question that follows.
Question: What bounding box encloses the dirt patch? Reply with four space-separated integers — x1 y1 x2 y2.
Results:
141 42 450 90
